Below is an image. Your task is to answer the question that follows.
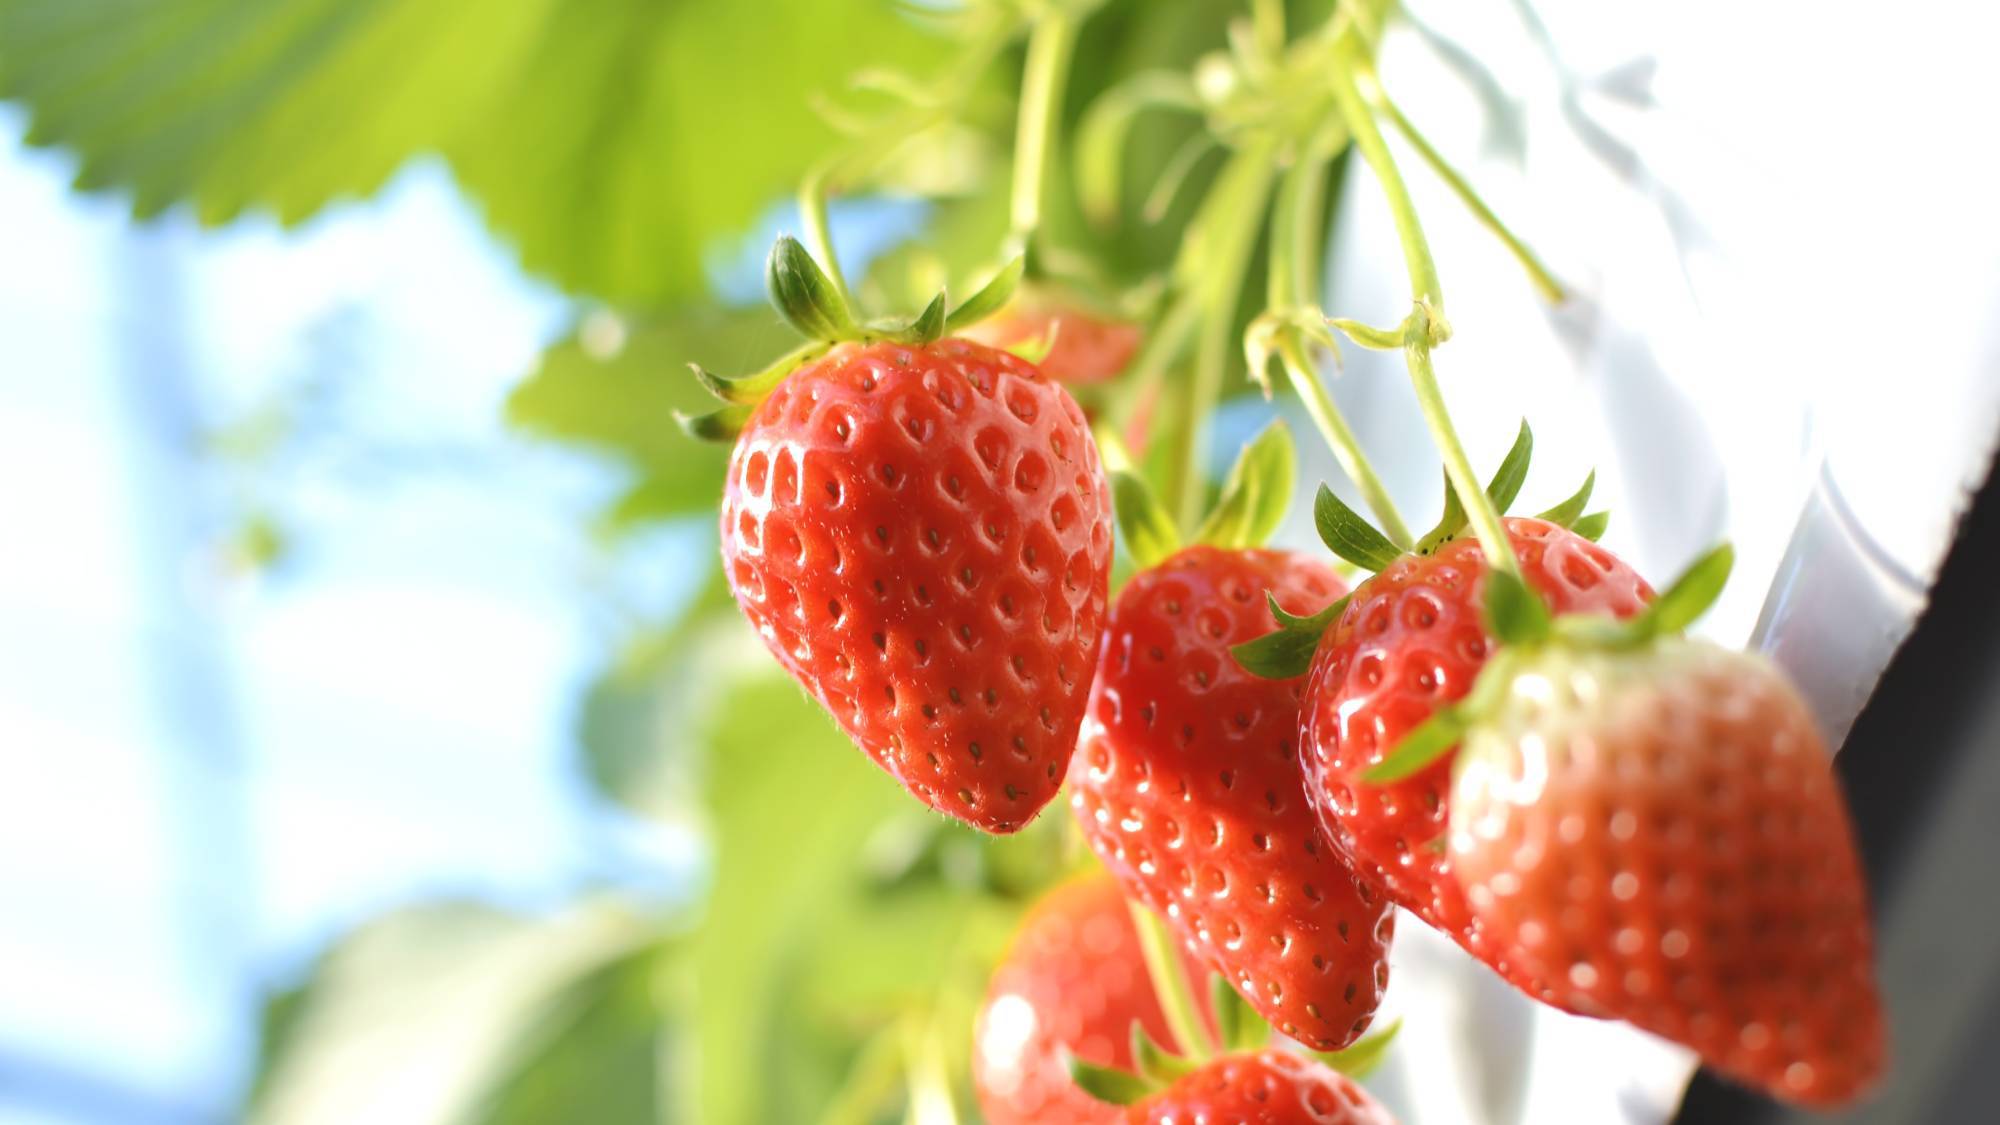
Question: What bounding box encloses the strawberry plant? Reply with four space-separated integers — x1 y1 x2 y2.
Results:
1 0 1899 1119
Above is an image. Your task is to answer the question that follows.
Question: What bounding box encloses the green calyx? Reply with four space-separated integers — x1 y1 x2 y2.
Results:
1068 982 1400 1108
1362 542 1737 784
1230 417 1606 681
1310 1017 1402 1080
674 238 1026 443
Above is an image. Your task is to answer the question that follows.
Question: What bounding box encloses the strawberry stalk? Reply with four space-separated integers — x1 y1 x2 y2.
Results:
1128 901 1219 1059
1008 7 1083 249
1366 77 1564 304
1260 122 1415 548
1324 48 1522 578
1167 141 1280 531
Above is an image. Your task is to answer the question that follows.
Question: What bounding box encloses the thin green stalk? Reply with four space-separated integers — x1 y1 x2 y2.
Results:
1129 901 1217 1059
1367 77 1565 304
899 1014 960 1125
1010 10 1080 244
1328 53 1520 576
1264 136 1413 547
1327 59 1442 311
1277 336 1413 548
1106 288 1201 433
1406 330 1518 574
1170 143 1278 531
798 168 850 302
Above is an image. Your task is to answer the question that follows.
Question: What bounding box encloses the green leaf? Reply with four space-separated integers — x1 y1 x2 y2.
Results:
904 289 948 345
1130 1023 1196 1084
1231 626 1322 681
1065 1053 1155 1106
1208 972 1266 1052
676 404 754 443
1113 471 1181 569
944 256 1026 333
693 341 829 406
0 0 943 303
1361 708 1466 784
1535 469 1596 529
1267 590 1345 632
1313 484 1403 572
1482 569 1553 647
467 945 672 1125
1230 593 1346 681
508 306 794 524
1637 542 1734 637
767 236 859 341
1312 1017 1402 1079
1192 421 1296 550
1484 419 1534 515
244 901 654 1125
1418 421 1534 551
1572 510 1610 541
1415 467 1468 554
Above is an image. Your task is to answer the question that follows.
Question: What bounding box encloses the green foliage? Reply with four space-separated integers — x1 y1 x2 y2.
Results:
244 900 658 1125
678 648 1029 1124
0 0 942 303
508 307 791 525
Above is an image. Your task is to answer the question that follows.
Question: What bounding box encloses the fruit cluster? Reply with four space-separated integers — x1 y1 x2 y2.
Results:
678 2 1887 1117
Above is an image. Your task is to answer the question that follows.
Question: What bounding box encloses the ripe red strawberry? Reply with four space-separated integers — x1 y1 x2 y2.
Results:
1448 640 1884 1107
1120 1049 1396 1125
1300 517 1650 1001
974 873 1215 1125
1073 546 1395 1050
720 337 1112 832
965 299 1141 385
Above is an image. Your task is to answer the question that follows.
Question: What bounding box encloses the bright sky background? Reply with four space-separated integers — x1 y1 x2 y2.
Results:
0 104 676 1123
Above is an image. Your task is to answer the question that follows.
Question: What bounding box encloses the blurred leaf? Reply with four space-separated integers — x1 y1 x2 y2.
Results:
578 668 677 820
509 307 792 525
686 664 912 1124
469 945 674 1125
0 0 943 302
683 652 1043 1124
247 899 655 1125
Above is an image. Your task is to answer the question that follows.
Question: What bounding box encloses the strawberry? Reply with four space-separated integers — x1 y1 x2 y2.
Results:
719 337 1111 831
1448 639 1885 1106
974 873 1214 1125
697 239 1113 833
1299 517 1650 1001
965 297 1141 386
1119 1049 1396 1125
1072 544 1395 1050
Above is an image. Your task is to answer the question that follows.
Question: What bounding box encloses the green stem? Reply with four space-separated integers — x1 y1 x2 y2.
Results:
798 169 850 303
1328 53 1519 575
1170 143 1278 531
1129 902 1216 1059
898 1014 959 1125
1106 289 1201 434
1366 76 1565 304
1264 134 1412 548
1277 336 1413 548
1327 59 1442 312
1406 331 1519 575
1010 10 1080 246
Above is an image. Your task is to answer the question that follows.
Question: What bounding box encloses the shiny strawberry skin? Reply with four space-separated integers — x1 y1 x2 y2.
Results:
1450 642 1885 1107
1301 518 1651 999
1073 547 1394 1050
1122 1049 1397 1125
974 874 1213 1125
720 339 1112 832
965 302 1141 385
